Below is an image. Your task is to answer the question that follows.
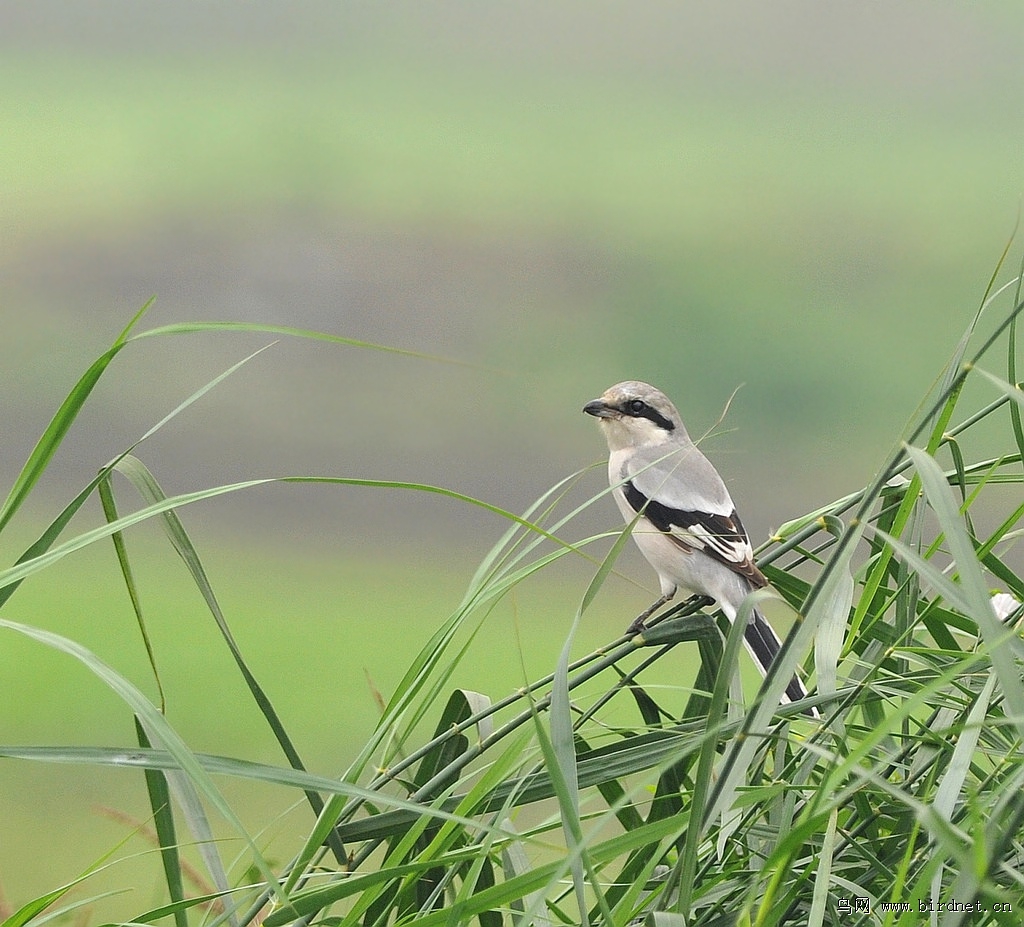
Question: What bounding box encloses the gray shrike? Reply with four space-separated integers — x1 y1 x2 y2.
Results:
584 380 812 713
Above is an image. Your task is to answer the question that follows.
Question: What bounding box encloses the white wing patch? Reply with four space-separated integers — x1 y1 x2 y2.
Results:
622 479 767 588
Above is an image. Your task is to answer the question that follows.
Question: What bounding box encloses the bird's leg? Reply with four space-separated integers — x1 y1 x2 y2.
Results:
627 589 676 634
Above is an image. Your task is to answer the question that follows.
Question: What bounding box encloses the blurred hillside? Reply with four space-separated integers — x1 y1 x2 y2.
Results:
4 2 1023 553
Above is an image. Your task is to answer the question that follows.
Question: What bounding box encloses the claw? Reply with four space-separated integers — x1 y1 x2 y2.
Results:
627 590 675 635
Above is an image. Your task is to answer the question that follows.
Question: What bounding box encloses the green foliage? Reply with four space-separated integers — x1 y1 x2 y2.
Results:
3 258 1024 926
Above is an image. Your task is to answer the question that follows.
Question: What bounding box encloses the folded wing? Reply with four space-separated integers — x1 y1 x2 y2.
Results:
620 444 767 589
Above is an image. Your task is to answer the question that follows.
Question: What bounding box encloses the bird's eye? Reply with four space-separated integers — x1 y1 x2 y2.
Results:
628 399 646 414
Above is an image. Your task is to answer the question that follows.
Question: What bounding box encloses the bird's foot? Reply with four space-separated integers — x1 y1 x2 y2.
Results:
627 592 675 635
626 615 648 635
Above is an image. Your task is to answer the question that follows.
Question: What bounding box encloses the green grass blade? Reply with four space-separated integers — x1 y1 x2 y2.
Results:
0 887 75 927
109 454 345 862
1008 257 1024 461
0 478 274 594
807 807 839 927
135 719 188 927
0 475 588 598
0 476 103 612
672 587 747 919
98 473 166 711
0 342 274 616
129 319 476 368
0 618 279 917
0 745 542 844
132 886 258 926
928 674 997 911
812 521 856 702
538 684 589 926
546 511 646 924
0 300 152 535
904 443 1024 733
972 364 1024 420
391 815 690 927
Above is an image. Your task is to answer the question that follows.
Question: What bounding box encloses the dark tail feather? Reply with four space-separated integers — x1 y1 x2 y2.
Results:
744 610 817 718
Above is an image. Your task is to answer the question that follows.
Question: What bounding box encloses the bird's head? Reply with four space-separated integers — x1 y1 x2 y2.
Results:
583 381 685 450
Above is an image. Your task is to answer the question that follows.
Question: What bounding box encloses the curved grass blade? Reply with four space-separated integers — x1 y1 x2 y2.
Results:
0 300 152 535
0 618 279 916
806 807 839 927
374 814 690 927
0 475 585 597
671 584 748 920
0 479 274 594
128 319 475 365
0 884 77 927
812 518 855 702
904 443 1024 733
108 453 346 864
98 474 165 711
973 364 1024 421
0 744 541 850
927 674 997 914
546 510 646 925
414 689 493 795
534 707 590 926
0 342 275 614
1008 255 1024 463
131 884 261 927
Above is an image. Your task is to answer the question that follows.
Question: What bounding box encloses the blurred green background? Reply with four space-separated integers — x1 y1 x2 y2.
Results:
2 0 1023 913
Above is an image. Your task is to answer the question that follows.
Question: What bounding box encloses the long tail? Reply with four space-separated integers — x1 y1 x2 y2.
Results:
743 609 818 718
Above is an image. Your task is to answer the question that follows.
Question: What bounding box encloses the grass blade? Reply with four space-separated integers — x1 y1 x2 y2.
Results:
543 514 640 925
0 618 279 917
0 341 275 615
135 719 188 927
109 453 346 863
904 443 1024 733
0 300 152 535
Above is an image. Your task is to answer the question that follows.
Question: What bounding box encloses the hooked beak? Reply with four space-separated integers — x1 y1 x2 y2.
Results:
583 398 616 419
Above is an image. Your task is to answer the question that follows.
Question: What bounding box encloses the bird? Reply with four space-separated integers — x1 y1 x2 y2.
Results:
583 380 813 714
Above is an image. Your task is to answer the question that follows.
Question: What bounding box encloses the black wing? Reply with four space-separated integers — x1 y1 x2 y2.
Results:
623 479 767 589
